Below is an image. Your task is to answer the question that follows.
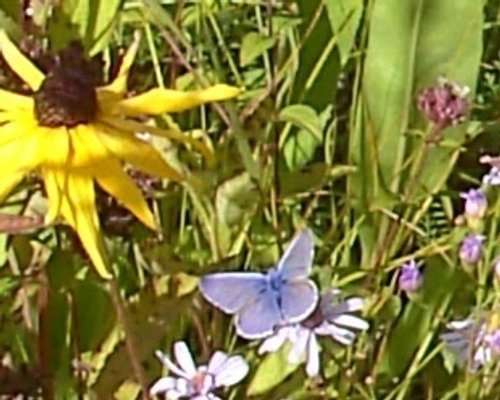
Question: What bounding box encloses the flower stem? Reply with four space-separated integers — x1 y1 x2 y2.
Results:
109 279 150 400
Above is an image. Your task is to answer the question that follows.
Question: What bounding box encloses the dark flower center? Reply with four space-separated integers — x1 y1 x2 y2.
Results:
34 42 99 128
301 305 325 330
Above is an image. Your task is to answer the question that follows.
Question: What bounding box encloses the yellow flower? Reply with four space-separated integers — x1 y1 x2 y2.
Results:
0 32 240 279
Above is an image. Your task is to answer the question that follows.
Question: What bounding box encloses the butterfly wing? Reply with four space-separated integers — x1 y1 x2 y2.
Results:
277 229 315 280
276 229 318 323
235 287 281 339
199 272 267 314
280 280 319 323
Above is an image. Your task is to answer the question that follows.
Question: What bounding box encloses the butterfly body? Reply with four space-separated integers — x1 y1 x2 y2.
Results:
199 229 319 339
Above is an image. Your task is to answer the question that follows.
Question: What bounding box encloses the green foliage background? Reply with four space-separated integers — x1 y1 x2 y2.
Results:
0 0 500 399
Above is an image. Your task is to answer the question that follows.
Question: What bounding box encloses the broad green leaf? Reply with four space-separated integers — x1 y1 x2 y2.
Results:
350 0 483 265
325 0 363 65
247 344 300 396
239 31 276 67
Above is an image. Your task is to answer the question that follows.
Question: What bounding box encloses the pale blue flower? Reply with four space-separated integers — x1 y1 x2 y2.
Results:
150 341 249 399
258 290 368 377
482 166 500 186
441 317 500 371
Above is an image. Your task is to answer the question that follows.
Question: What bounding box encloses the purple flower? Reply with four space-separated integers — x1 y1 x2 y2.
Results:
258 290 368 377
398 259 423 294
150 341 249 399
417 79 470 128
459 234 485 265
441 315 500 371
460 188 487 219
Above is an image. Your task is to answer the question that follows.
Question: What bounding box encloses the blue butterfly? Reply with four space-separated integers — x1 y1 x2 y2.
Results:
199 229 319 339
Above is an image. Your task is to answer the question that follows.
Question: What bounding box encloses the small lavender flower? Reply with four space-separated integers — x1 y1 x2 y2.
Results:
460 188 487 219
258 290 368 377
398 259 423 294
459 234 485 265
441 315 500 371
150 341 249 399
418 79 469 128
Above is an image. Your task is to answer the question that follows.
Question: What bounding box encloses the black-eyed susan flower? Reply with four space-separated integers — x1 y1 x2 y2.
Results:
0 31 240 278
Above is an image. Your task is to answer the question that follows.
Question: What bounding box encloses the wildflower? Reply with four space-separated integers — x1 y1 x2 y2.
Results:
258 290 368 377
440 314 500 371
0 31 240 278
480 155 500 186
398 259 423 294
460 188 487 219
417 78 469 129
150 341 249 400
459 234 485 265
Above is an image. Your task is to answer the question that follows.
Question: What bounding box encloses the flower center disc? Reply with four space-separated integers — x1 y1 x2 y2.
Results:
34 43 99 128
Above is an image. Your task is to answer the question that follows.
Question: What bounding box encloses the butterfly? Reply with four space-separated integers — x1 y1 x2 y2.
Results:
199 229 319 339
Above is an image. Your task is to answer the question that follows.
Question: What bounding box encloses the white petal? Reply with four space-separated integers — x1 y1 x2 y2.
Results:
316 323 356 345
213 355 249 387
207 351 229 373
149 377 177 395
305 333 320 377
288 328 310 364
258 328 291 354
323 298 364 318
174 341 197 377
447 319 473 330
329 314 369 331
155 350 190 379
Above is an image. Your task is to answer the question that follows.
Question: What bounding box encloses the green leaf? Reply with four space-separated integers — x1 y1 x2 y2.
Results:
73 280 114 351
247 344 300 396
280 104 325 170
279 104 324 141
325 0 363 65
240 31 276 67
48 0 122 53
350 0 483 265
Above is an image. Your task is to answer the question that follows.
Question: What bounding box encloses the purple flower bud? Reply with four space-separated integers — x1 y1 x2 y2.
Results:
398 259 423 294
418 79 469 129
460 188 487 219
459 234 486 265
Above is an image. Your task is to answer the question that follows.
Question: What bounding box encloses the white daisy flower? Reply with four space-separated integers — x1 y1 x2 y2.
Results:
259 290 369 377
150 341 249 399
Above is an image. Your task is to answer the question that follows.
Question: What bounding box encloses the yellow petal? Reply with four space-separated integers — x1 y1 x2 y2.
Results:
97 32 141 97
41 167 64 223
95 122 186 182
60 173 111 279
38 128 70 222
0 30 44 91
101 117 215 164
68 125 107 170
93 158 156 230
0 128 44 173
0 89 33 111
112 84 241 116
